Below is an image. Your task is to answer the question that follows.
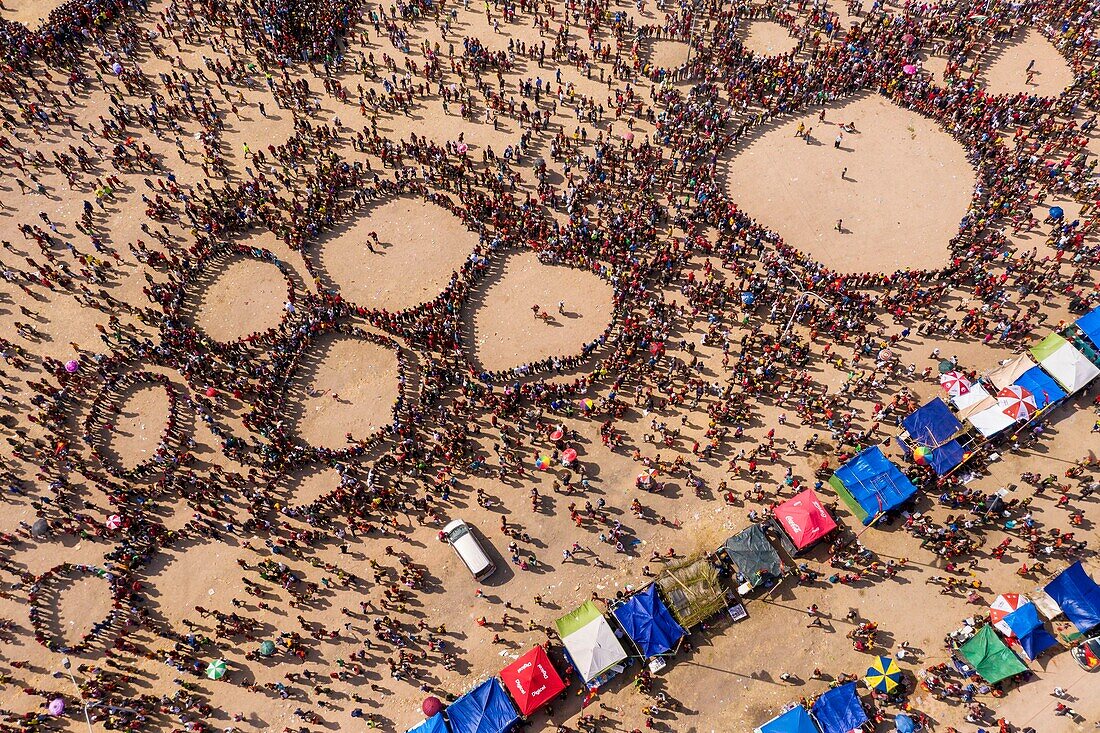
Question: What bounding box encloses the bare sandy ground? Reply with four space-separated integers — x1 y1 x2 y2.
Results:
646 39 690 70
979 28 1075 97
725 93 975 272
738 19 798 57
317 197 479 311
53 575 115 648
0 0 65 26
192 257 291 342
918 28 1074 97
466 251 615 372
107 383 173 471
292 334 401 448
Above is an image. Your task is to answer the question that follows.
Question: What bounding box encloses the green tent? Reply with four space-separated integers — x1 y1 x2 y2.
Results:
958 626 1027 683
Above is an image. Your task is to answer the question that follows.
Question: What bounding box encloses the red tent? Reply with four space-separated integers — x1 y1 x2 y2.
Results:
499 645 566 716
774 488 837 550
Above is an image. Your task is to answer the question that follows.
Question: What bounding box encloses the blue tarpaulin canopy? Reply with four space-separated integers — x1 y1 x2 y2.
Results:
446 679 518 733
902 398 962 446
829 446 919 525
810 682 868 733
1014 366 1066 410
1044 561 1100 633
612 585 686 658
900 399 965 475
757 705 820 733
1003 603 1058 660
409 714 449 733
1077 305 1100 347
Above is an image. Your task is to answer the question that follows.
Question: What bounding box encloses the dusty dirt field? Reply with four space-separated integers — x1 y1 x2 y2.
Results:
191 257 292 342
317 197 480 312
466 251 615 372
738 19 798 57
0 0 66 26
724 93 976 272
292 334 401 448
0 3 1096 733
978 28 1076 97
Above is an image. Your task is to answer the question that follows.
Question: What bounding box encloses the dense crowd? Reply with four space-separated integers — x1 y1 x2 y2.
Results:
0 0 1097 730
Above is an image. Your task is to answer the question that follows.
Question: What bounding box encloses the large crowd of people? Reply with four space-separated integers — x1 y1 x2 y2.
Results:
0 0 1096 730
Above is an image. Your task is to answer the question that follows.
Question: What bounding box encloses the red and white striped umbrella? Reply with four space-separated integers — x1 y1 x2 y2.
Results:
997 385 1037 421
939 371 971 397
990 593 1024 635
105 514 123 530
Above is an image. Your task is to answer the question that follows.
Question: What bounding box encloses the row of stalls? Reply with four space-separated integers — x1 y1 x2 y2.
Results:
755 561 1100 733
407 488 851 733
410 645 565 733
755 682 876 733
959 560 1100 681
722 489 838 592
408 578 707 733
901 305 1100 470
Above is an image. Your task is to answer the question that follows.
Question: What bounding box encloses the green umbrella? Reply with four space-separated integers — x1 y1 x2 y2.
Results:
258 641 276 657
205 659 227 680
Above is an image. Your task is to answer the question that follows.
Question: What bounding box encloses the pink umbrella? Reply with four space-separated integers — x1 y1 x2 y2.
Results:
902 32 915 44
457 142 468 154
64 360 80 373
561 448 578 464
997 385 1037 421
106 514 123 530
549 428 564 441
422 696 444 716
903 64 918 75
47 698 64 716
939 371 971 397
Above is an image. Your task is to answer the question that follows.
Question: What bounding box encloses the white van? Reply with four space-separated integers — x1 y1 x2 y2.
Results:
443 519 496 580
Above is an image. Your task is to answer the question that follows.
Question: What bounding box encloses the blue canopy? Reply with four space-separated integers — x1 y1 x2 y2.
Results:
1014 366 1066 410
1044 561 1100 633
902 398 961 446
758 705 820 733
613 585 686 658
810 683 868 733
900 399 965 475
830 446 919 525
409 714 449 733
1003 603 1058 660
446 679 518 733
894 713 916 733
1077 305 1100 347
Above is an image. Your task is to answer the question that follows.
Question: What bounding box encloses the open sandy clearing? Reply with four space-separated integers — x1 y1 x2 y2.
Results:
277 465 347 508
646 39 689 70
979 28 1074 97
724 93 975 272
191 257 290 342
738 19 797 57
51 574 115 651
292 334 400 448
467 251 615 372
105 383 172 472
0 0 67 27
141 540 246 631
317 196 477 311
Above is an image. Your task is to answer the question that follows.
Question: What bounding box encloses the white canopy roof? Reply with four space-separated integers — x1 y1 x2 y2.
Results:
966 404 1016 437
560 614 627 682
1036 339 1100 394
